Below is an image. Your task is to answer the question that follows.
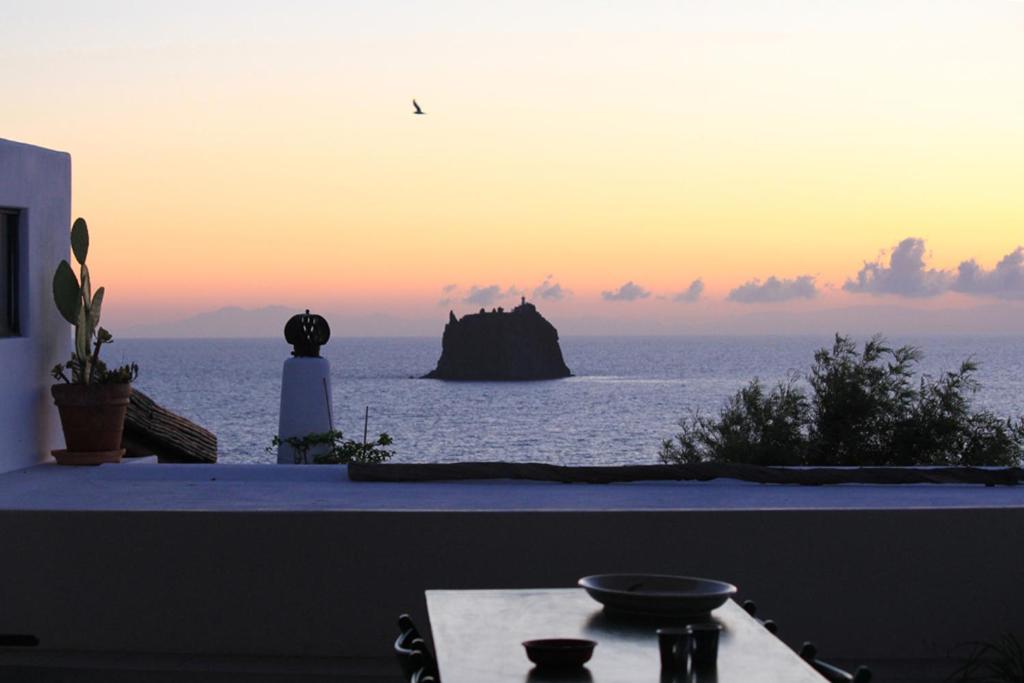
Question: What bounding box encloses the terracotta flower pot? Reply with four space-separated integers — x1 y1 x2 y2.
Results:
51 383 132 465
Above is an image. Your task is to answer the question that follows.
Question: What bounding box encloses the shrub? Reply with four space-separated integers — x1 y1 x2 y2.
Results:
659 377 808 466
269 430 395 465
949 633 1024 682
659 335 1024 467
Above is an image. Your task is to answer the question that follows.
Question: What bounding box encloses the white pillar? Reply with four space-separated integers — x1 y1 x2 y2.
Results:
277 356 333 464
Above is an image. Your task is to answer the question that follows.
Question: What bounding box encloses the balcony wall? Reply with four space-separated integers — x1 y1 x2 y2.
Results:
0 464 1020 678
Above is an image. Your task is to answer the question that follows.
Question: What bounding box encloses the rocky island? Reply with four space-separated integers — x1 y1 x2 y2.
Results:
424 298 572 380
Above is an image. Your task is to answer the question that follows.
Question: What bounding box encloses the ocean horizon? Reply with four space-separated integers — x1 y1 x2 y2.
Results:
114 334 1024 465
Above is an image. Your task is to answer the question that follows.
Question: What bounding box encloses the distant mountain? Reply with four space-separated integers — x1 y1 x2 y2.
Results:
553 303 1024 336
122 306 441 338
123 306 296 338
120 302 1024 339
720 303 1024 336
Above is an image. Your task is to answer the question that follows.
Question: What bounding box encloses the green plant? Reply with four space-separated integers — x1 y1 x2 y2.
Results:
948 633 1024 682
806 336 920 465
659 335 1024 467
659 377 808 466
268 430 395 465
50 217 137 385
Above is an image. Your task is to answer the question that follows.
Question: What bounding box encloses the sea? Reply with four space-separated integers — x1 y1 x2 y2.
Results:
114 336 1024 465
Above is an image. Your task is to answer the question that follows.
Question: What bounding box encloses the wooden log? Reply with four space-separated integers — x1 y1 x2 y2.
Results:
123 389 217 463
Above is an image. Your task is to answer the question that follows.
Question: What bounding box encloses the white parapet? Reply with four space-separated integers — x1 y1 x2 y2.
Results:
0 139 71 473
277 356 334 463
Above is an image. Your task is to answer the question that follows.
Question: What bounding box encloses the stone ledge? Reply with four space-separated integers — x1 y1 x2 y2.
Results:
1 462 1023 512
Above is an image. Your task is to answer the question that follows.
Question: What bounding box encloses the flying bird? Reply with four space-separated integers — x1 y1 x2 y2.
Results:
412 99 425 115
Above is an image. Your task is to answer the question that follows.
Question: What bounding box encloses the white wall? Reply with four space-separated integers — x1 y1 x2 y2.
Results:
0 139 71 473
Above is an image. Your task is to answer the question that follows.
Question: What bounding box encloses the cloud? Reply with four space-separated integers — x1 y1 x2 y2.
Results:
952 247 1024 299
673 278 704 303
463 284 522 307
843 238 952 298
533 275 571 301
463 285 502 306
728 275 818 303
602 281 651 302
437 283 459 306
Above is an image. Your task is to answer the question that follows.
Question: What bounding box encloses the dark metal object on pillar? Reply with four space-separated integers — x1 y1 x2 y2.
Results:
284 309 331 357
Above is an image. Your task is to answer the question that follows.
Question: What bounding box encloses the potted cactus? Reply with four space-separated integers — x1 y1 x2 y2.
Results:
50 218 138 466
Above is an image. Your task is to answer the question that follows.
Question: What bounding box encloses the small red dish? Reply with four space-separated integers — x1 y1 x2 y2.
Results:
523 639 596 669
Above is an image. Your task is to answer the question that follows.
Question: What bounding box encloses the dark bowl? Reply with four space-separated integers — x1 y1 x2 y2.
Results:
578 574 737 618
523 638 596 669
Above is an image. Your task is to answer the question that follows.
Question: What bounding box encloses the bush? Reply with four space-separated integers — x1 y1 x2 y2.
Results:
269 430 395 465
949 633 1024 682
659 335 1024 467
659 378 808 466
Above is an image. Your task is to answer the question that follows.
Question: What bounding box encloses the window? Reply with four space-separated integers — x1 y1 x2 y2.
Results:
0 209 20 337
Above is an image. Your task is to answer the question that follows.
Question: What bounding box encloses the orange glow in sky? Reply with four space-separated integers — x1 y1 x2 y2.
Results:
5 1 1024 333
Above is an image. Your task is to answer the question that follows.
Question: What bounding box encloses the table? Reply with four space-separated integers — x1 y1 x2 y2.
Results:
426 588 826 682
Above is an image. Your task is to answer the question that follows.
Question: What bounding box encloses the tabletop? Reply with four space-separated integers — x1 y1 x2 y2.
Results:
425 588 825 683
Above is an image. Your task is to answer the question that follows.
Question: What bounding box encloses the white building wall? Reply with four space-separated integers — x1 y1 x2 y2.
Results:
0 139 71 473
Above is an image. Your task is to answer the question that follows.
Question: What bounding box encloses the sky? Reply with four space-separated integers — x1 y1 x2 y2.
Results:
4 0 1024 335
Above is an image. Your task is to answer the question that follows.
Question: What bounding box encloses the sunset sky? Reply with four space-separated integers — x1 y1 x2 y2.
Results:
5 1 1024 334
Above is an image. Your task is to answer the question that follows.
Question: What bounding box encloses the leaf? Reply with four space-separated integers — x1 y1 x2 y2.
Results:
52 260 81 325
80 263 92 311
70 217 89 265
75 305 89 361
89 287 104 334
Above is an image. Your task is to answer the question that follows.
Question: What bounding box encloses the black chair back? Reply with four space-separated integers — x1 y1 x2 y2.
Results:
741 599 779 635
800 642 872 683
395 614 439 682
411 665 437 683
